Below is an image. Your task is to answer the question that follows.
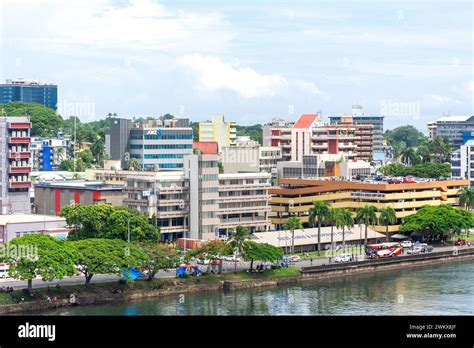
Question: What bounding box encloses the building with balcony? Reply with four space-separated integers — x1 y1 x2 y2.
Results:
30 133 70 171
427 115 474 150
198 115 237 151
262 118 293 161
329 105 384 154
0 78 58 110
217 172 271 236
269 178 468 235
0 117 32 214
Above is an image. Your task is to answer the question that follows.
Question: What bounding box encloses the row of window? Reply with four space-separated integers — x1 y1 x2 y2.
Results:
130 144 192 150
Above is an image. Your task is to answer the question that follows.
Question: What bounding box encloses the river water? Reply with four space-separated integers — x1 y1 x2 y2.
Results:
41 261 474 316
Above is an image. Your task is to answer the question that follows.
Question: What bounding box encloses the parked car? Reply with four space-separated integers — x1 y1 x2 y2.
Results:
419 243 433 252
454 239 469 246
401 240 413 248
387 178 402 184
197 258 210 265
406 246 422 254
403 176 416 183
222 255 241 262
333 254 353 263
288 255 301 262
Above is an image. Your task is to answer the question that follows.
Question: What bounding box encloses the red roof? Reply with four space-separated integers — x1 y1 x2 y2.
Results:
193 142 218 154
293 114 318 129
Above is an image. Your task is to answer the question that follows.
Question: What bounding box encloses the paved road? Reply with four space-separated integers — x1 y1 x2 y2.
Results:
1 244 470 290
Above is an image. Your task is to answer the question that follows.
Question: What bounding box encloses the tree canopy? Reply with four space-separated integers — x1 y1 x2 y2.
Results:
243 241 283 270
378 162 451 178
384 125 426 148
61 204 160 242
139 243 180 281
5 234 79 292
400 205 474 238
72 238 148 284
0 101 64 137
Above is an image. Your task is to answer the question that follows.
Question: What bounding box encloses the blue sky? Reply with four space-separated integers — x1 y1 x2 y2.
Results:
1 0 472 131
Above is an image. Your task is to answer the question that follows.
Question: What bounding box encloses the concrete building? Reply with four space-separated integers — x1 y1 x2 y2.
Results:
451 140 474 186
128 118 193 170
34 181 125 215
329 105 384 154
427 115 474 149
0 117 32 214
277 155 371 180
123 171 189 240
0 78 57 110
30 133 70 171
262 118 294 149
105 116 132 166
335 115 374 161
217 172 271 235
198 115 237 151
184 154 220 240
269 178 468 234
221 136 282 175
0 214 69 244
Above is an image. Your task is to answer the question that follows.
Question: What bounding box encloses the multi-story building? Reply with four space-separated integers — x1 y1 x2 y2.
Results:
427 115 474 149
221 136 282 176
0 78 58 110
123 171 189 240
217 172 271 235
128 118 193 171
0 214 69 244
335 115 374 161
198 115 237 151
451 139 474 186
34 181 125 215
184 154 220 240
0 117 32 214
329 105 384 154
105 116 132 166
30 133 70 171
269 178 468 235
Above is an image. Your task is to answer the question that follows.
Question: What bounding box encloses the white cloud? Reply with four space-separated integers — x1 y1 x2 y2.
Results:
423 94 461 104
177 54 321 99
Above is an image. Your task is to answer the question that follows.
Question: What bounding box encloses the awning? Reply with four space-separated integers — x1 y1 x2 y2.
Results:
390 234 410 239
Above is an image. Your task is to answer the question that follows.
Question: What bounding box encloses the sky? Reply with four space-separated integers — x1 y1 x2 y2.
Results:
0 0 472 131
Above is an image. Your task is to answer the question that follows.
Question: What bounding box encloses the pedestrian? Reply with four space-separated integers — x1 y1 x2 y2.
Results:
310 257 313 265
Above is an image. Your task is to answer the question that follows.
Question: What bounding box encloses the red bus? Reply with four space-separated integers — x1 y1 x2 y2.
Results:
365 242 402 258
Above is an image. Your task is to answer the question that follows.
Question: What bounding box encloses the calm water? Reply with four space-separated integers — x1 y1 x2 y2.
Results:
42 261 474 316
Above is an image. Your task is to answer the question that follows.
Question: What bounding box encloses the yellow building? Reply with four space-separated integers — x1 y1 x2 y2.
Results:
269 178 469 233
198 115 237 151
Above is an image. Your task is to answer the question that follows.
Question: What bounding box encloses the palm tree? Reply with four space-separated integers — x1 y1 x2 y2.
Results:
379 206 397 242
334 208 354 249
400 147 417 165
416 145 432 163
459 187 474 211
285 216 302 254
228 225 249 271
324 207 337 256
429 136 451 163
356 205 378 247
308 201 330 255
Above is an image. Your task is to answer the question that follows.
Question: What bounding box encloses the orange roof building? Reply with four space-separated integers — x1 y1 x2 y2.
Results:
193 142 219 155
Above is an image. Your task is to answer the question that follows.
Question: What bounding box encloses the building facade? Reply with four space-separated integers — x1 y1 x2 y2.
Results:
34 181 125 215
105 116 132 166
198 115 237 151
128 118 193 170
451 140 474 186
0 79 57 110
0 214 69 244
0 117 32 214
217 172 272 235
30 133 70 171
269 178 468 234
427 115 474 149
329 106 384 153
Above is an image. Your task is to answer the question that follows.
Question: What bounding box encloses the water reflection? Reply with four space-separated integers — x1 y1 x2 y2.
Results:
40 262 474 316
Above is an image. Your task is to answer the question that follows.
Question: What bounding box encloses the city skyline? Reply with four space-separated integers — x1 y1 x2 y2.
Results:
1 0 472 131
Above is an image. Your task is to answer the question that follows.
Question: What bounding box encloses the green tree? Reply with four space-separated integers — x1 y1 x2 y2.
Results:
356 205 378 247
429 136 451 163
334 208 354 248
127 158 141 171
0 101 64 136
188 240 233 274
308 201 330 255
72 238 148 285
324 207 337 256
138 243 180 281
61 205 160 242
400 205 474 240
228 225 250 271
236 124 263 145
379 206 397 242
242 241 283 271
458 187 474 211
384 125 426 148
284 216 302 254
5 234 79 292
